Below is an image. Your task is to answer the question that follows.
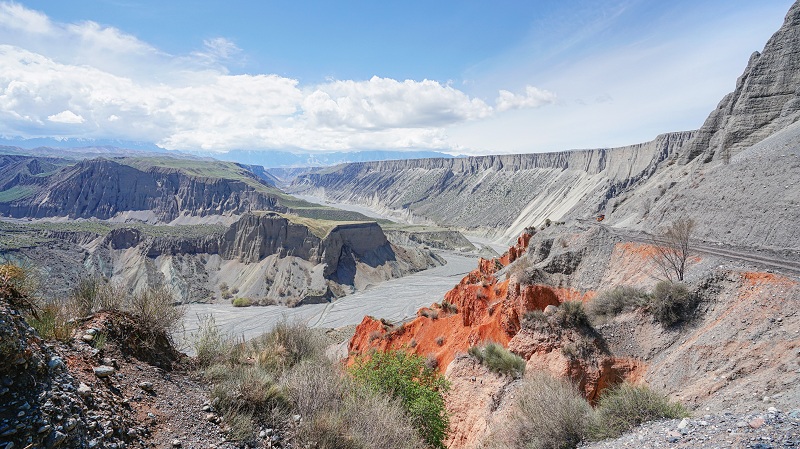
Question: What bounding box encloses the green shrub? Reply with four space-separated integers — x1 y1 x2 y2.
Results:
350 350 450 449
648 281 694 326
588 286 649 320
468 342 526 378
232 297 252 307
589 383 687 440
487 371 591 449
554 301 591 329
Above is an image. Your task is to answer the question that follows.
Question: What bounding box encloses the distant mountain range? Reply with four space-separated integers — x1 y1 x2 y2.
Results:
0 137 456 168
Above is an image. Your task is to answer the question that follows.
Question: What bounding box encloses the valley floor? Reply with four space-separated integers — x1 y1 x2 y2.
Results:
180 250 478 352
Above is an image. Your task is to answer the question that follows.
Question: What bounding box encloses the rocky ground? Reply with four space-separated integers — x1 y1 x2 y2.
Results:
580 408 800 448
0 302 272 449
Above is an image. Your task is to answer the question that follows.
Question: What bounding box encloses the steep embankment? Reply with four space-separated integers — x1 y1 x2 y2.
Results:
290 2 800 252
348 224 800 448
0 213 442 304
0 157 284 223
290 131 694 242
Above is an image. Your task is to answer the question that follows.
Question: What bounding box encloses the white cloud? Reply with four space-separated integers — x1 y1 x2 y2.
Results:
303 76 492 130
0 2 51 34
197 37 241 61
47 110 85 124
0 2 556 152
495 86 557 112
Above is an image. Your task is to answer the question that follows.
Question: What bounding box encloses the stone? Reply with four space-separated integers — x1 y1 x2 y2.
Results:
138 381 154 393
82 334 94 342
171 439 182 447
48 357 65 370
46 430 67 448
666 430 681 443
543 305 558 315
86 328 98 336
205 413 217 422
77 383 92 397
93 366 115 378
749 417 765 429
677 418 690 429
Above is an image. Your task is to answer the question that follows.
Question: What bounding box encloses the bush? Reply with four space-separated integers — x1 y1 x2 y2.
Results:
588 286 649 320
68 277 125 316
232 297 252 307
487 371 591 449
588 384 687 440
192 314 234 367
297 385 424 449
208 365 287 440
350 350 450 449
420 308 439 320
250 321 324 374
523 309 548 327
129 286 185 337
648 281 694 326
468 342 526 378
284 358 424 449
28 302 75 342
441 300 458 314
0 262 37 315
554 301 591 329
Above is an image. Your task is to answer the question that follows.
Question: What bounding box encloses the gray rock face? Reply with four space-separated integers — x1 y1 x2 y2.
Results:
289 131 694 241
288 1 800 252
0 158 282 222
684 0 800 162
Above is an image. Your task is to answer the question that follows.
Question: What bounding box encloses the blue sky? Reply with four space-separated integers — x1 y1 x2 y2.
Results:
0 0 794 154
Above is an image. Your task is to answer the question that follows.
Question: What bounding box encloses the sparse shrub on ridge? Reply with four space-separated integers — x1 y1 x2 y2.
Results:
441 300 458 314
420 308 439 320
29 301 75 342
232 297 252 307
588 383 688 441
467 342 526 378
129 286 185 337
648 281 695 326
554 301 591 329
484 371 591 449
588 286 649 321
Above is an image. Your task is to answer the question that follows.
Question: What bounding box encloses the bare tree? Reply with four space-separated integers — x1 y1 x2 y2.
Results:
649 218 695 282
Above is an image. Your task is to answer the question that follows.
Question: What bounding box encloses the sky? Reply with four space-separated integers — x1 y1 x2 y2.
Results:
0 0 794 155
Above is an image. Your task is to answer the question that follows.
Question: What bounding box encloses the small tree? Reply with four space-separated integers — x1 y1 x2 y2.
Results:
650 218 694 281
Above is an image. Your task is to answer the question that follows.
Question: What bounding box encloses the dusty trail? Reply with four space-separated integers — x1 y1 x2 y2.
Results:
593 222 800 277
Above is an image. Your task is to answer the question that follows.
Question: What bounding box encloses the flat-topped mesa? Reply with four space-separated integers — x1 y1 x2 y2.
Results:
0 158 283 222
289 131 695 240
